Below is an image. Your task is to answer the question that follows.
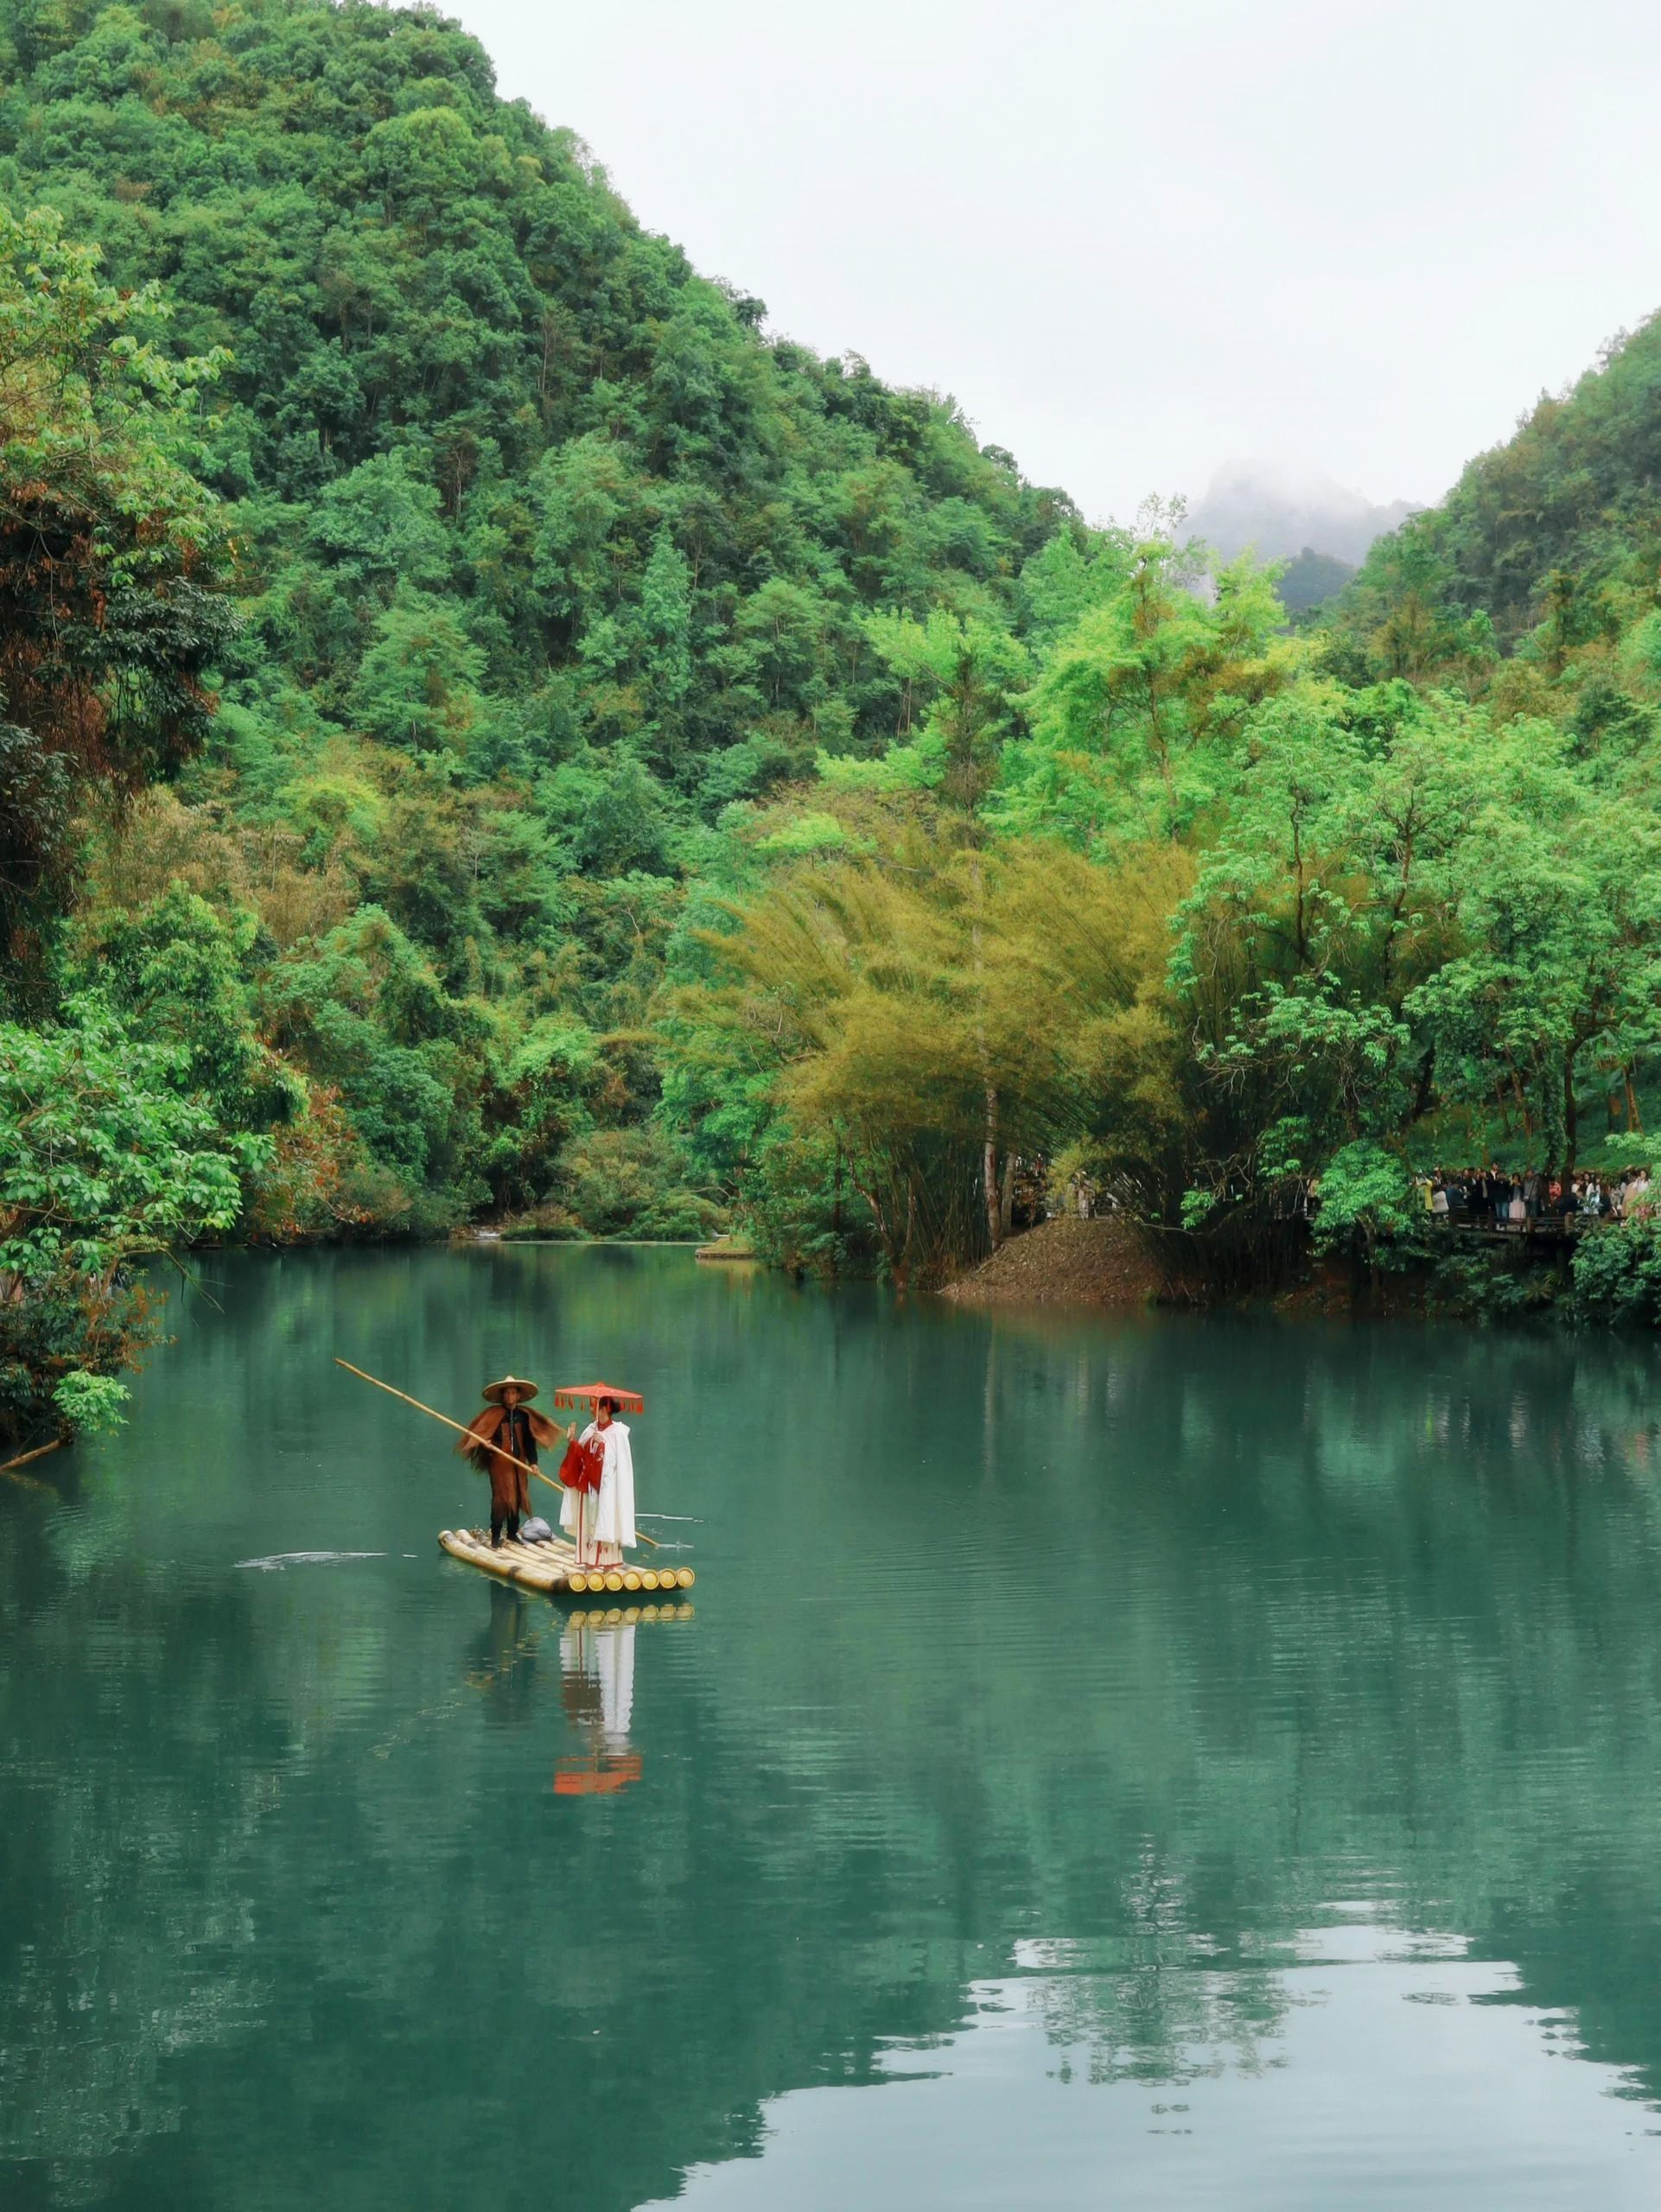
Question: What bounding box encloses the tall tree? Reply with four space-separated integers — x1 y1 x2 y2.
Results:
0 205 233 1001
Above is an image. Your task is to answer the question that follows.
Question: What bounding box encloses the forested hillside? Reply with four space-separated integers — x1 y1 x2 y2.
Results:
1336 320 1661 650
0 0 1069 1266
8 0 1661 1445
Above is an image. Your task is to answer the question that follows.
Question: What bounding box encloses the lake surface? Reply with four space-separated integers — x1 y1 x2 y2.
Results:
7 1249 1661 2209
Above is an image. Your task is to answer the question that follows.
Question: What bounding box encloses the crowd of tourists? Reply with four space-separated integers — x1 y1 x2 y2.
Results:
1416 1168 1653 1230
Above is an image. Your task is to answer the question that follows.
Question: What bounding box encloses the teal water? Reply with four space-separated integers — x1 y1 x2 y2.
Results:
6 1248 1661 2209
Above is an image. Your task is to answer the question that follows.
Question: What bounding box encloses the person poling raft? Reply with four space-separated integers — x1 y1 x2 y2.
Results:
330 1358 689 1599
457 1374 563 1548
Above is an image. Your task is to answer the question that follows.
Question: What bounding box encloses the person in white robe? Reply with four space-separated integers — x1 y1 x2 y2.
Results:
558 1396 636 1565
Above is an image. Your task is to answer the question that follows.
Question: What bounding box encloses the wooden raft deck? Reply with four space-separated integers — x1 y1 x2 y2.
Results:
439 1526 696 1599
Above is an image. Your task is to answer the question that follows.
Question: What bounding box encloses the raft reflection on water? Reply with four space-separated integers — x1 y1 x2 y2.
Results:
557 1608 641 1795
470 1578 693 1794
555 1601 695 1795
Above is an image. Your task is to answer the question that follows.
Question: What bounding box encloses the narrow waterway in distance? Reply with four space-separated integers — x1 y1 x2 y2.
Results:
6 1247 1661 2209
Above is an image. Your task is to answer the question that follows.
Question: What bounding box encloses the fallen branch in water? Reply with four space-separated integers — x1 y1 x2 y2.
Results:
0 1438 64 1489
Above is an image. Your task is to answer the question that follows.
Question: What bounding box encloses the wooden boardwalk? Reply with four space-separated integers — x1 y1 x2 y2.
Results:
439 1526 696 1599
1429 1220 1596 1250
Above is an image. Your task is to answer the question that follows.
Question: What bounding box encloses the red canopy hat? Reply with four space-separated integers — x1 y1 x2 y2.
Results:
551 1382 645 1414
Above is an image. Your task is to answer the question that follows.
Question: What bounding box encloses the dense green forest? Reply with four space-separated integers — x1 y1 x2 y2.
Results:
7 0 1661 1442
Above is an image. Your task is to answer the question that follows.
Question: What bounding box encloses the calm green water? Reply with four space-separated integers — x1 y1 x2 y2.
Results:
7 1249 1661 2208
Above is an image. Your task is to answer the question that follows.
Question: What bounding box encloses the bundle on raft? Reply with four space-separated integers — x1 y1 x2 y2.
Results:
438 1526 695 1598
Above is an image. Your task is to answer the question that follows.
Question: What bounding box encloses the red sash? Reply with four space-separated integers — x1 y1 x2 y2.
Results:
558 1435 604 1493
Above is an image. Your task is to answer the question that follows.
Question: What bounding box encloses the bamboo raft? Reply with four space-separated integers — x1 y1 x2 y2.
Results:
439 1525 696 1599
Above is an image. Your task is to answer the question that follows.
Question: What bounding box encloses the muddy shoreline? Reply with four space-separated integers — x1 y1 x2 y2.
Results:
939 1217 1172 1308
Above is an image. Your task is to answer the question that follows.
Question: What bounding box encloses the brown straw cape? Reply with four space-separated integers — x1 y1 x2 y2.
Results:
481 1375 539 1403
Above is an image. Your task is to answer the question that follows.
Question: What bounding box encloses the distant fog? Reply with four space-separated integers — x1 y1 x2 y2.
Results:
1187 461 1418 569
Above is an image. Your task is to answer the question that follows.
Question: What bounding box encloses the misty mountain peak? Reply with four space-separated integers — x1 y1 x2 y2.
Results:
1188 458 1416 567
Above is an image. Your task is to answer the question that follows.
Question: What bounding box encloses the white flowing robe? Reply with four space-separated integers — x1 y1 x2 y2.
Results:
558 1418 636 1551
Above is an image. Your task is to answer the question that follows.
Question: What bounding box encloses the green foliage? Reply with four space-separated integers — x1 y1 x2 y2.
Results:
666 816 1187 1282
0 200 233 999
1309 1141 1422 1264
262 906 487 1227
349 588 489 760
1571 1218 1661 1327
1276 547 1355 616
1336 317 1661 653
52 1369 129 1433
991 528 1291 848
0 997 264 1440
552 1127 722 1241
69 886 302 1135
1409 1241 1556 1323
0 1000 259 1275
307 454 451 594
861 608 1030 809
480 1013 601 1215
733 1124 872 1274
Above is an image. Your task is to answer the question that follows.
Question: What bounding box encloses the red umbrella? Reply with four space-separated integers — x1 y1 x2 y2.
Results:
551 1382 645 1414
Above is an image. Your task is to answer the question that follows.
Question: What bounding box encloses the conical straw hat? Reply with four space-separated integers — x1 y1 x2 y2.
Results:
481 1374 539 1403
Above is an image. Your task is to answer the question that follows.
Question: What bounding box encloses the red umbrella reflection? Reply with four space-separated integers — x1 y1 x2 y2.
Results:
553 1751 643 1796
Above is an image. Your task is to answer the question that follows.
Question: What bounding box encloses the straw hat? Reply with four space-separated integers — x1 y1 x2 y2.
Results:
482 1374 539 1403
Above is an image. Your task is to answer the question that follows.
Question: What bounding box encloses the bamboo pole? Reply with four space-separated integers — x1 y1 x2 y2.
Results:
333 1358 661 1547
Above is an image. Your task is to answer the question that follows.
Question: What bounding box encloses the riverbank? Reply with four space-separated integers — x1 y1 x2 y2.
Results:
939 1217 1170 1307
939 1213 1620 1325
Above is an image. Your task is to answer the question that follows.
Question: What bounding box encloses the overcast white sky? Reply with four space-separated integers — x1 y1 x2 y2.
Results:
452 0 1661 524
